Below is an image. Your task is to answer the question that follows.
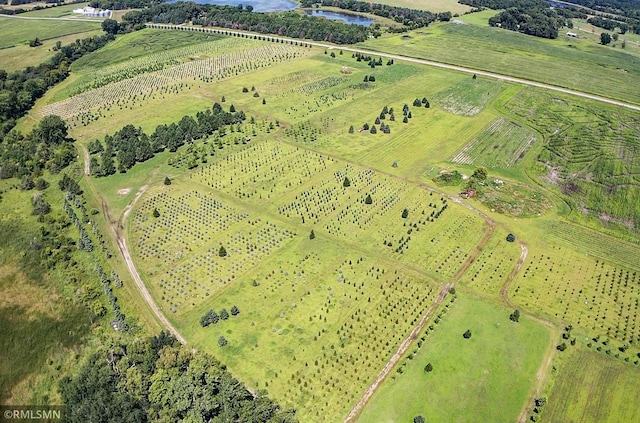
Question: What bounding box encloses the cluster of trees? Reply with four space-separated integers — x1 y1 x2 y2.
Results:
0 116 76 179
95 262 129 330
122 3 371 44
90 103 245 175
89 0 163 9
60 331 297 422
588 15 631 33
0 34 114 137
200 305 240 327
461 0 565 38
299 0 438 29
556 0 640 22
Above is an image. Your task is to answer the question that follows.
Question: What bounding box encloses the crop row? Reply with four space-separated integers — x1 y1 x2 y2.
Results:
72 37 261 95
40 43 309 119
450 117 537 168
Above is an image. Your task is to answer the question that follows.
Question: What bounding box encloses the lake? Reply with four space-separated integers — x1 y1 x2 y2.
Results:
166 0 298 13
304 9 374 26
166 0 376 26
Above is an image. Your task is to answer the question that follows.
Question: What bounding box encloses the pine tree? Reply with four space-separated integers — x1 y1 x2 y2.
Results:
348 125 354 134
365 194 372 204
153 208 160 218
220 308 229 320
343 177 351 187
164 177 171 185
231 305 240 316
402 208 409 218
219 245 227 257
310 230 315 239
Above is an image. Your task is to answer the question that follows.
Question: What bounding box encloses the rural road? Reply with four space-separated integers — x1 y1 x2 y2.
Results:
110 185 188 345
147 23 640 112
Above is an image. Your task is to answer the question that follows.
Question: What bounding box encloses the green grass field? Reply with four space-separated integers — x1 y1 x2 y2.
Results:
358 294 550 423
363 0 472 14
361 20 640 105
17 25 640 421
0 17 101 49
541 348 640 422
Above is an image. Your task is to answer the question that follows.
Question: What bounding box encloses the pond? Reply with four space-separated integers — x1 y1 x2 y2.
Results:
166 0 298 13
304 9 374 26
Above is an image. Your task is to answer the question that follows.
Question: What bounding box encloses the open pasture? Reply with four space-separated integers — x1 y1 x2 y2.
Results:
180 236 441 422
358 294 550 423
450 117 538 168
372 0 472 14
0 17 100 49
506 89 640 230
361 21 640 105
541 349 640 423
510 241 640 348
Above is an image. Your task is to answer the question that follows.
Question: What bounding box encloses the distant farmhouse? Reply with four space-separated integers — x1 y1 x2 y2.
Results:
72 6 112 17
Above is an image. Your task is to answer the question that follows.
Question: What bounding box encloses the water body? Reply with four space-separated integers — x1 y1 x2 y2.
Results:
304 9 374 26
167 0 375 25
166 0 298 13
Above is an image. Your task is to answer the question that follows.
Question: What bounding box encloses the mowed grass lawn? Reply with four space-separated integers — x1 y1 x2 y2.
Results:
542 349 640 422
359 294 550 423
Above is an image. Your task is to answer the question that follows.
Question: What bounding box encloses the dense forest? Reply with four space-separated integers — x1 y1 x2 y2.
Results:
90 103 245 175
60 331 297 423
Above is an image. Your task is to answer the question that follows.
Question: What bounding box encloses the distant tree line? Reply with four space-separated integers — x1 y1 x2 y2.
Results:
59 331 297 422
89 0 163 10
555 0 640 21
91 103 245 175
122 3 371 44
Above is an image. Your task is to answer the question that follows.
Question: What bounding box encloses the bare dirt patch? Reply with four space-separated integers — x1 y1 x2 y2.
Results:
117 188 131 196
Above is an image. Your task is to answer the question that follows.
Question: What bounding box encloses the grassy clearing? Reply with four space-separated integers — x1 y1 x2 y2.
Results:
450 117 539 168
361 21 640 105
0 17 101 49
20 2 90 18
358 293 550 423
542 348 640 423
432 77 503 116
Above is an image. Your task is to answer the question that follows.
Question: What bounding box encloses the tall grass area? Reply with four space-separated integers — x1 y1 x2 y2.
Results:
541 349 640 422
362 21 640 105
358 294 550 423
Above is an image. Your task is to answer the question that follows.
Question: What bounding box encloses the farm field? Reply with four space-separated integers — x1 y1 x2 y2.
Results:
541 348 640 422
358 294 550 423
16 22 640 422
361 20 640 105
0 17 101 49
372 0 472 14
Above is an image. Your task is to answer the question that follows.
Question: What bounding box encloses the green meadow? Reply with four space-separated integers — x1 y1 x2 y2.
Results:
10 18 640 421
358 294 550 423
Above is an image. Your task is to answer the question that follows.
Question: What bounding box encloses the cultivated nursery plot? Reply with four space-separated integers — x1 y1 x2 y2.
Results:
187 242 441 422
131 188 297 313
450 117 538 168
433 78 502 116
189 141 339 203
71 37 261 95
459 229 522 295
511 244 640 347
40 43 310 121
506 89 640 227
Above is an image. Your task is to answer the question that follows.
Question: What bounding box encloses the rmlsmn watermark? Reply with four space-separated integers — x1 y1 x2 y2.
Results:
1 406 65 422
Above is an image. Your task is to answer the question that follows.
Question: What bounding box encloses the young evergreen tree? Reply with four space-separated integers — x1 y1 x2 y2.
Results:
153 208 160 218
343 177 351 187
164 176 171 185
309 230 315 239
365 194 372 204
219 245 227 257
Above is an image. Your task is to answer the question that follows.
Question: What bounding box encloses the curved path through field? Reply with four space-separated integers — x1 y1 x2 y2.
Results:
147 23 640 112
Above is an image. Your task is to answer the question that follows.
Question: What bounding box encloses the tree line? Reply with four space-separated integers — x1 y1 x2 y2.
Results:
59 331 297 422
90 103 245 175
0 33 115 138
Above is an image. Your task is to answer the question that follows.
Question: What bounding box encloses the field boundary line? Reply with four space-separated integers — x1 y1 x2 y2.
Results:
147 23 640 111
